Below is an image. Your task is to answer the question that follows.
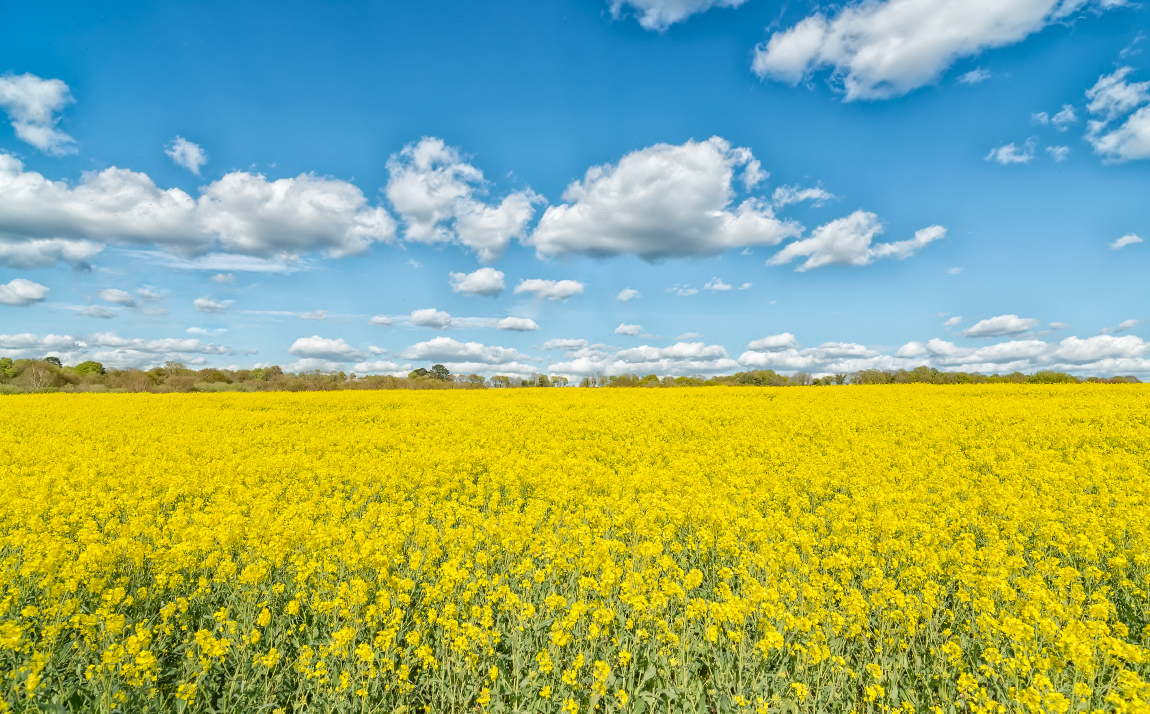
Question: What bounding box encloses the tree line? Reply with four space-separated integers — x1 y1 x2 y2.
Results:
0 357 1140 395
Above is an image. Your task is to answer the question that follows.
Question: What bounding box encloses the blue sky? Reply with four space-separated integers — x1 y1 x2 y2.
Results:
1 0 1148 377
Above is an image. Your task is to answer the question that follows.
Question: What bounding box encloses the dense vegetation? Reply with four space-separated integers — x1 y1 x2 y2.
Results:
0 356 1140 395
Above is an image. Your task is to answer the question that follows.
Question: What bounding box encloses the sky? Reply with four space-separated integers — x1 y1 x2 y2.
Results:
1 0 1148 379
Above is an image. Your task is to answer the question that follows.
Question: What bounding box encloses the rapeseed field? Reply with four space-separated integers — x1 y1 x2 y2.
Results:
0 387 1147 713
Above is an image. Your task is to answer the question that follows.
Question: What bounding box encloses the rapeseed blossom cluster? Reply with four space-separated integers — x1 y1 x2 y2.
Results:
0 386 1147 713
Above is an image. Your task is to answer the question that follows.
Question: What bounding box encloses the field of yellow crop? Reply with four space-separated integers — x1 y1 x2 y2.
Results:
1 387 1148 713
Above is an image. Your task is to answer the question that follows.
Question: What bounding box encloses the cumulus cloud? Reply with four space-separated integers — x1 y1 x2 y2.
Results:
0 154 395 265
165 137 208 175
449 267 505 297
676 332 700 340
752 0 1122 101
1052 105 1078 130
1046 146 1070 162
0 330 232 368
385 137 540 261
299 310 328 320
704 277 732 291
943 316 963 327
350 359 410 376
400 336 536 375
410 308 455 329
617 288 641 301
550 340 738 377
768 211 945 271
1111 233 1143 250
608 0 750 31
0 278 49 306
986 138 1036 164
288 335 366 362
210 273 235 284
97 288 136 306
961 314 1039 338
0 73 76 154
1100 319 1138 335
1085 67 1150 162
747 333 799 351
528 137 800 260
514 278 585 301
194 297 233 314
369 316 393 326
0 237 103 270
615 323 642 336
495 316 540 331
772 185 836 208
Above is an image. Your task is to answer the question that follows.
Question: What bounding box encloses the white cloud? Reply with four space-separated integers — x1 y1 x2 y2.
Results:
948 267 962 275
608 0 750 31
986 138 1036 164
0 330 233 368
772 185 836 208
617 288 641 301
668 284 698 296
78 305 117 319
97 288 136 306
410 308 455 330
0 278 49 306
513 278 585 301
1111 233 1143 250
746 333 799 351
1049 322 1071 329
1033 111 1050 125
1085 67 1150 161
120 250 303 274
1052 104 1078 130
299 310 328 320
550 340 738 376
368 316 393 326
385 137 540 261
495 316 540 331
528 137 800 259
209 273 235 284
136 287 163 303
194 297 233 314
165 137 208 175
187 327 227 336
288 335 366 362
676 332 700 340
368 346 387 355
615 323 642 336
943 316 962 327
0 73 76 154
449 267 505 297
0 154 395 263
350 359 410 376
704 277 732 291
0 237 103 269
542 338 589 351
958 68 991 85
1046 146 1070 162
961 314 1039 338
1100 319 1139 335
768 211 944 271
752 0 1122 101
400 336 535 375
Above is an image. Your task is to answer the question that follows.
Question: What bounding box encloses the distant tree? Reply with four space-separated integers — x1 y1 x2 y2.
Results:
551 375 568 387
0 357 18 379
1027 370 1077 384
834 373 846 385
250 368 267 381
409 368 430 379
490 375 511 388
22 362 55 390
44 356 62 368
430 364 451 381
265 365 284 378
467 373 484 384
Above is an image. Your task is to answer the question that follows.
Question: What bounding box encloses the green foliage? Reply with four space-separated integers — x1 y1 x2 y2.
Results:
430 364 451 381
73 360 106 376
0 357 16 379
44 356 62 368
409 367 431 379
